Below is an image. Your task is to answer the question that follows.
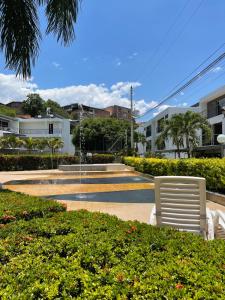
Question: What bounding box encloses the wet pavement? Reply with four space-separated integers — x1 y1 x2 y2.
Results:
2 169 225 223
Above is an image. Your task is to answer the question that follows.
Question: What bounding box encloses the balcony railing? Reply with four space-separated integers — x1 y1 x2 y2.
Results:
202 133 221 146
0 126 11 132
19 129 62 135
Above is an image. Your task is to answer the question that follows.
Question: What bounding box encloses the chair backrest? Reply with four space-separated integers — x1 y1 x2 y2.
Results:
154 176 207 236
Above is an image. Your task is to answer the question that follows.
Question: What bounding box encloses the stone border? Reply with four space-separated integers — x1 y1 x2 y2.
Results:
206 191 225 207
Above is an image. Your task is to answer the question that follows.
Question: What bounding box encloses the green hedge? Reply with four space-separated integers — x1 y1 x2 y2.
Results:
123 157 225 193
0 155 79 171
0 190 66 224
0 209 225 298
0 154 115 171
87 154 115 164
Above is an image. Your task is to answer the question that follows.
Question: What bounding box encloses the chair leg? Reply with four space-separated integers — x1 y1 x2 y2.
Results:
149 205 156 225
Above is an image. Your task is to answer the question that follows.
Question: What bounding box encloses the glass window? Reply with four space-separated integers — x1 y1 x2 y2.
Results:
207 96 225 118
146 125 151 137
49 123 53 134
157 118 164 133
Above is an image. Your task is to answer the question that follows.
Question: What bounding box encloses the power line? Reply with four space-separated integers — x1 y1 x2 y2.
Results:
176 61 225 106
136 49 225 119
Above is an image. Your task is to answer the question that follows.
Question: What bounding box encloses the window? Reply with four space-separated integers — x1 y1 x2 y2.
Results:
146 125 152 137
49 123 53 134
0 120 8 129
157 118 164 133
207 96 225 118
213 122 222 145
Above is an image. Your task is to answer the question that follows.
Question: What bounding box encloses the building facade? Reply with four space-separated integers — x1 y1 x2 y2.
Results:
0 115 75 154
138 86 225 158
138 106 200 158
104 105 131 121
63 103 110 120
197 86 225 157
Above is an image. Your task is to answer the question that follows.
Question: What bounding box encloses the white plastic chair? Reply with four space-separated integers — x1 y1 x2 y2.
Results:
212 210 225 239
149 176 214 240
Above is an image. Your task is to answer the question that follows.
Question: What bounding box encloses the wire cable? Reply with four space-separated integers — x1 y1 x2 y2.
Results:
136 49 225 119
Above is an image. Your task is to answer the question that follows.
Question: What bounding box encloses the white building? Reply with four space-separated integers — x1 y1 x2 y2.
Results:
138 106 200 158
139 86 225 158
0 114 75 154
198 85 225 157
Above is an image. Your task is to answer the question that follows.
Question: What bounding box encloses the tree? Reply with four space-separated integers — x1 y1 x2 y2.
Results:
22 137 36 153
0 0 81 78
0 135 23 149
182 111 211 158
156 114 184 158
156 111 211 158
72 117 136 153
45 99 70 118
46 137 64 154
22 94 45 117
35 138 48 151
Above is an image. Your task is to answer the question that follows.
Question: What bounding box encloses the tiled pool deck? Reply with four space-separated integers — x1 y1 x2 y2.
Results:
1 170 225 223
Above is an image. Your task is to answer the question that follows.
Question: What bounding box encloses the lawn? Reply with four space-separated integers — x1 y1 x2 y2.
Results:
0 190 225 299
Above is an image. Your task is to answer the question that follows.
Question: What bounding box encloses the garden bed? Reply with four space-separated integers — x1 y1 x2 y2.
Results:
123 157 225 194
0 190 225 298
0 190 66 224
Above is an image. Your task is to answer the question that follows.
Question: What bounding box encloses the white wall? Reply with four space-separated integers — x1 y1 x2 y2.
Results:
138 106 200 158
18 118 75 155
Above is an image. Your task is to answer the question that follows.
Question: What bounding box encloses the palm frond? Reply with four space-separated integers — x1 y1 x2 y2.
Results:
45 0 81 45
0 0 41 78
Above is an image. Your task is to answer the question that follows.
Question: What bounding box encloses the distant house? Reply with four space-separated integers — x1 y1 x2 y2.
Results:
138 106 199 158
0 113 75 154
63 103 110 119
104 105 131 121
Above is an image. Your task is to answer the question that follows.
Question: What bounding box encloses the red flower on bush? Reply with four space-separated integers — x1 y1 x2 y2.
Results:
175 283 184 289
2 215 16 221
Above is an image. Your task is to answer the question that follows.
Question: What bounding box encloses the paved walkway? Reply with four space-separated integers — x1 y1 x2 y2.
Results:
1 169 225 223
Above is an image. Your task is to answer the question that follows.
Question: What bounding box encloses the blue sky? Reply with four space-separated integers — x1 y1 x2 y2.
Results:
1 0 225 120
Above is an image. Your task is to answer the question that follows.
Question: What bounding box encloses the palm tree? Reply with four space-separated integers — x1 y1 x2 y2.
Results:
2 135 23 149
182 111 211 158
156 115 184 158
46 137 64 154
0 0 81 78
22 137 36 153
35 138 48 152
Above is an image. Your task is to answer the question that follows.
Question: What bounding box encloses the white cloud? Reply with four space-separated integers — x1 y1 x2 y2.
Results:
0 73 153 115
52 62 61 69
128 52 138 59
153 104 170 116
212 66 222 73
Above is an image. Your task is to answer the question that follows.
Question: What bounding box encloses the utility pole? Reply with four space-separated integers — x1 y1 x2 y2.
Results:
130 85 134 153
125 129 128 155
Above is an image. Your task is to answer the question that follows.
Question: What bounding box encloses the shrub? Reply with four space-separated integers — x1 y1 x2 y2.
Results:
123 157 225 193
87 154 115 164
0 155 80 171
0 154 115 171
0 190 65 224
0 210 225 298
